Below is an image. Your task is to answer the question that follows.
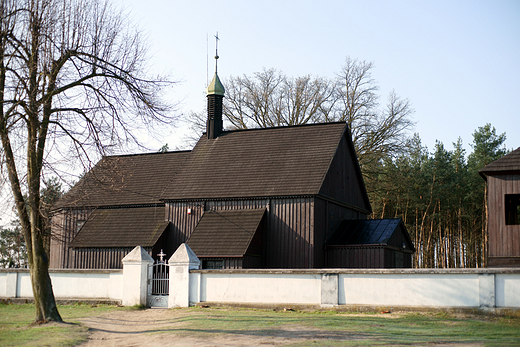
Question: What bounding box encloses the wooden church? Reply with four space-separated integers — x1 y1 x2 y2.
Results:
50 66 415 270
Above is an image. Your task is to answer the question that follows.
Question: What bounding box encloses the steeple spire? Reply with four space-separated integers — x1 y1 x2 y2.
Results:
214 32 219 73
206 32 225 96
206 32 225 139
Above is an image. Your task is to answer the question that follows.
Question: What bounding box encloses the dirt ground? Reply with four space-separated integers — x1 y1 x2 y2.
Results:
76 308 484 347
77 308 342 346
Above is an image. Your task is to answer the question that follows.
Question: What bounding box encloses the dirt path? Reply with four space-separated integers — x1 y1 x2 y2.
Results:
77 308 483 347
77 308 336 346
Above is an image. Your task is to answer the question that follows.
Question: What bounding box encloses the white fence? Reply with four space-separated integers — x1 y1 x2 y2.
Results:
0 268 123 302
1 244 520 313
185 269 520 310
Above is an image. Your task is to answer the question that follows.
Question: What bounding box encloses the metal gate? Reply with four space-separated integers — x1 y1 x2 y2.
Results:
147 250 169 308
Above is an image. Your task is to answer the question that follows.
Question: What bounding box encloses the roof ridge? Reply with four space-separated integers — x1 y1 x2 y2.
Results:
210 121 347 136
103 149 192 159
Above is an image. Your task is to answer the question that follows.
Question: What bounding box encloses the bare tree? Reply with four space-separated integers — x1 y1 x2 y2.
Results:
332 57 414 169
187 58 414 179
354 90 414 177
0 0 174 323
223 68 337 129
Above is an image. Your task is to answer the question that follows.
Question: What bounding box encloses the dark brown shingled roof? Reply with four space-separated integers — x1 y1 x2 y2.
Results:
69 206 168 248
162 122 347 200
55 151 190 209
187 209 266 257
479 147 520 180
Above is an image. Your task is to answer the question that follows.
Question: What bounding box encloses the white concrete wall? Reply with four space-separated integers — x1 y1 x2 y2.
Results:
496 274 520 307
17 272 32 298
0 269 123 301
338 273 480 307
190 272 321 305
3 266 520 311
50 271 123 300
188 269 520 310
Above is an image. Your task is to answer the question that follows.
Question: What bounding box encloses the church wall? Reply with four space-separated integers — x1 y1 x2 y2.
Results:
267 197 315 268
319 133 370 213
49 209 92 269
70 247 149 269
166 197 316 269
165 202 205 251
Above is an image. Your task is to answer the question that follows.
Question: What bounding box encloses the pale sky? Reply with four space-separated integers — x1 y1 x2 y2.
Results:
119 0 520 154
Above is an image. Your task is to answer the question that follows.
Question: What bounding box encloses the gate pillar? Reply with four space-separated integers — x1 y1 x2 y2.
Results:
122 246 154 306
168 243 200 308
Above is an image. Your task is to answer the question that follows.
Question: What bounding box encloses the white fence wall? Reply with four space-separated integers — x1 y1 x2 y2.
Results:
191 273 322 304
0 269 123 302
183 268 520 310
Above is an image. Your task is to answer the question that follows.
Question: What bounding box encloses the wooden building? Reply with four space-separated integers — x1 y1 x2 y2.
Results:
479 147 520 267
325 219 415 268
50 68 414 269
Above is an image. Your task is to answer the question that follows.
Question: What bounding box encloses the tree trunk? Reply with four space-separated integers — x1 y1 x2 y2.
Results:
29 229 61 323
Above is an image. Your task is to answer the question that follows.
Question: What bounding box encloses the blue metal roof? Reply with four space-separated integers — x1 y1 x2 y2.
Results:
326 218 411 248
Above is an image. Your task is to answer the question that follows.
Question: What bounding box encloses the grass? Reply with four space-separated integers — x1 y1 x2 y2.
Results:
173 307 520 346
0 302 128 347
0 303 519 346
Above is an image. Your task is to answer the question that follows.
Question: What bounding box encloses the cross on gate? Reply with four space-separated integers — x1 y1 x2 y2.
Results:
157 249 166 263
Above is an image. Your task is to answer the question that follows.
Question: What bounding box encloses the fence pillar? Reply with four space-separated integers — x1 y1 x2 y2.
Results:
321 273 339 306
122 246 153 306
168 243 200 308
479 273 496 309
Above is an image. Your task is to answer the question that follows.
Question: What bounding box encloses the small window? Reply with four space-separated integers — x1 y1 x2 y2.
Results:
202 260 224 269
505 194 520 225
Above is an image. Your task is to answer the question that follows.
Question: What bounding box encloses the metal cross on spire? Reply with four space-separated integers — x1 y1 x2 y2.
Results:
214 32 220 73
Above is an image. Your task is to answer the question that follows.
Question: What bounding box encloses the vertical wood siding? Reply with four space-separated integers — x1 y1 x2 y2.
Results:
50 209 92 268
205 200 269 211
200 257 243 269
326 246 385 268
167 198 315 269
166 202 205 249
488 175 520 259
166 200 270 249
314 198 368 268
70 247 152 269
268 197 314 268
243 255 262 268
326 246 411 268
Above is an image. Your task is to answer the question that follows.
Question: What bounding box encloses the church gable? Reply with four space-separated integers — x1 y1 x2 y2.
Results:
318 129 371 213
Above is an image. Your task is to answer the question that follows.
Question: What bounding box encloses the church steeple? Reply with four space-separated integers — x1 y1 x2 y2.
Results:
206 33 225 139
